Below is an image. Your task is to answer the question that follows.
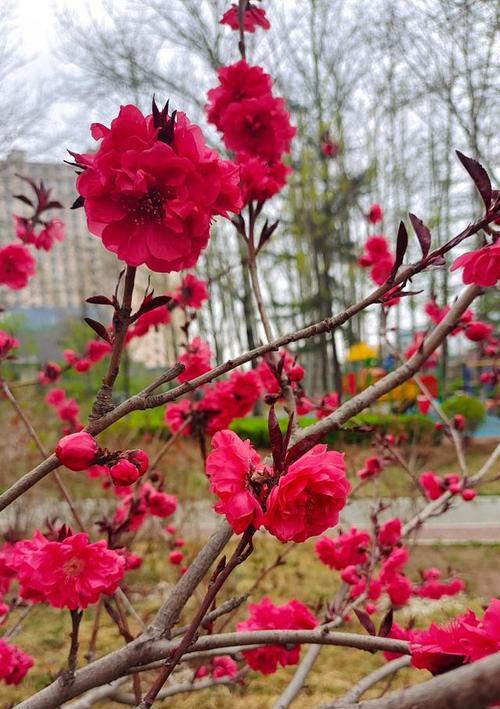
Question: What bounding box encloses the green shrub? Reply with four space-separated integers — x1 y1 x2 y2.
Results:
229 413 434 448
441 394 487 432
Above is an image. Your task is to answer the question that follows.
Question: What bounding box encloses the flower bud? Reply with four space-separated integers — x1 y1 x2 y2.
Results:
169 550 184 566
127 449 149 475
56 432 98 471
461 488 476 501
110 459 140 487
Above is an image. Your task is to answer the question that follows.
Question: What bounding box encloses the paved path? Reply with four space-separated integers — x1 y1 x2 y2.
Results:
2 496 500 543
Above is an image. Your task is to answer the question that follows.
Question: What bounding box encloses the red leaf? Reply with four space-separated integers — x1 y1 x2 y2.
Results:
389 222 408 282
268 406 284 472
84 318 112 344
354 608 376 636
86 295 114 306
135 295 172 318
379 608 394 637
456 151 492 211
409 213 432 259
13 194 34 208
71 195 85 210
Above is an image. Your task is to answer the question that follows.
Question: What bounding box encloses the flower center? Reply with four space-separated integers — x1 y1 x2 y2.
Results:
130 189 165 226
63 556 85 577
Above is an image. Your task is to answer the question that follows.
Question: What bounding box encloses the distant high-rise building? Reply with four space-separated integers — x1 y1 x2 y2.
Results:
0 152 179 368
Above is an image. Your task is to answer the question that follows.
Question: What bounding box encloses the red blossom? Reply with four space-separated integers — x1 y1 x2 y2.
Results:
9 531 125 610
75 104 242 273
0 330 20 359
378 517 402 547
178 337 212 382
367 203 384 224
315 528 371 570
238 153 291 205
173 273 209 309
451 243 500 288
169 550 184 566
237 597 318 675
0 243 36 290
264 445 350 543
0 639 34 686
220 3 271 33
316 392 339 419
465 321 493 342
206 429 264 534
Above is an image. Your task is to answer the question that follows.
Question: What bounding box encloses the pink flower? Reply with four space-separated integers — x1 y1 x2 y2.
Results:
55 432 98 471
321 139 339 158
465 321 493 342
0 330 20 359
164 399 193 435
13 215 36 244
46 387 66 407
264 445 350 543
315 528 371 570
206 61 273 132
10 531 125 610
75 104 242 273
0 639 34 685
75 358 91 373
316 392 339 419
357 456 383 481
34 218 65 251
169 550 184 566
147 489 178 518
128 305 171 340
206 430 264 533
237 597 317 675
212 655 238 678
174 273 209 309
220 95 296 162
385 573 413 607
370 255 394 285
86 339 112 362
0 243 36 290
462 488 476 501
238 153 291 205
378 518 402 547
220 3 271 32
451 243 500 288
367 203 384 224
38 361 61 385
178 337 212 382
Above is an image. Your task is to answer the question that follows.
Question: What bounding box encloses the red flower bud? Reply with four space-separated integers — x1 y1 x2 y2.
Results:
127 449 149 475
110 459 140 487
461 488 476 501
55 432 98 471
169 550 184 566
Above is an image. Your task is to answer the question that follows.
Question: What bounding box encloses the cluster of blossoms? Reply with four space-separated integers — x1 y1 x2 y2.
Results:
56 430 149 487
166 367 262 437
0 639 34 686
236 597 318 674
7 530 125 610
74 102 242 273
206 429 350 542
420 471 476 502
113 483 177 533
386 599 500 676
63 339 112 375
316 522 464 615
14 215 64 252
0 177 65 292
196 655 238 680
46 388 82 433
220 2 270 32
206 57 295 206
358 235 395 286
